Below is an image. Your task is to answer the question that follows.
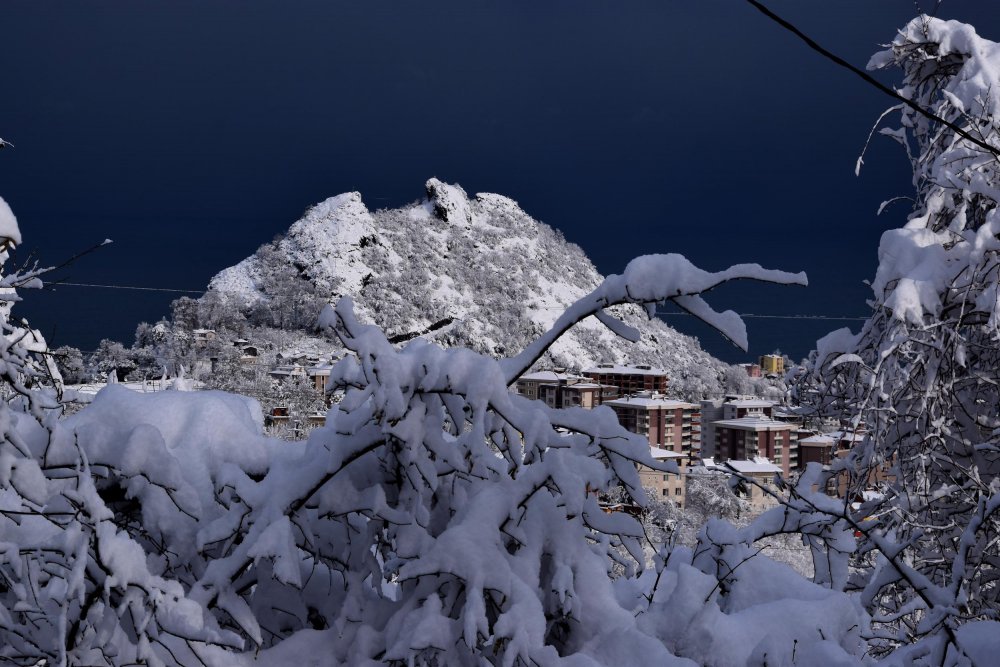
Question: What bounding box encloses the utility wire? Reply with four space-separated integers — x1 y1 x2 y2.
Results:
743 0 1000 159
657 312 868 321
51 282 203 294
49 281 870 321
533 304 867 321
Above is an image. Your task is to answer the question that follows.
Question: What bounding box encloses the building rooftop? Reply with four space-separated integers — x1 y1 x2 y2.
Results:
605 396 698 409
649 446 686 460
727 458 782 474
519 371 568 382
799 435 836 446
582 363 666 376
712 416 796 430
710 456 782 474
825 430 866 443
726 399 775 408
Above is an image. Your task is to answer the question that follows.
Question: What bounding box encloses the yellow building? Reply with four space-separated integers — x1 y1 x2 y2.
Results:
759 354 785 375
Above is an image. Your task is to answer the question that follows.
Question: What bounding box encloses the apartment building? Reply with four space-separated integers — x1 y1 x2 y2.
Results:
798 434 837 467
582 363 668 395
513 370 617 408
759 354 785 376
705 456 784 509
713 416 798 477
700 397 776 457
605 394 701 455
723 398 774 420
638 447 692 507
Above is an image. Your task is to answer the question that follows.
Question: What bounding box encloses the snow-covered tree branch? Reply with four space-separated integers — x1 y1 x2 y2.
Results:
791 15 1000 663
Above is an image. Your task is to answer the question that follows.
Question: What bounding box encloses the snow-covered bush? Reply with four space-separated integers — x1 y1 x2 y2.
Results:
0 210 254 664
4 212 870 665
793 15 1000 662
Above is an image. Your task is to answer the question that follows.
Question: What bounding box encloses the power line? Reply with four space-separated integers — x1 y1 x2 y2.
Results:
743 0 1000 159
656 312 868 322
51 282 203 294
47 281 871 321
533 304 867 321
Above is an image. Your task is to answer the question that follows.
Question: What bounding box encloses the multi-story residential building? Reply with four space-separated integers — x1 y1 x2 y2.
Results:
722 398 774 420
699 400 723 458
713 416 799 477
739 363 762 378
759 354 785 376
513 370 617 408
798 434 837 467
699 396 776 457
513 371 565 401
605 394 701 455
796 429 889 499
704 456 784 509
537 381 612 409
638 447 691 507
582 363 667 395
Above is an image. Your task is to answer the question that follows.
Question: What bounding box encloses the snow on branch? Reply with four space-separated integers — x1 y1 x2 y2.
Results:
503 253 807 383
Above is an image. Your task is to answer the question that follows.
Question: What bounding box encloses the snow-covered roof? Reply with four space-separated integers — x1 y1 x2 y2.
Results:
649 446 685 460
518 371 562 382
605 396 698 409
269 364 307 376
712 416 796 431
544 382 604 390
721 457 782 474
582 364 667 376
518 370 583 382
825 430 866 443
799 435 836 446
725 399 774 408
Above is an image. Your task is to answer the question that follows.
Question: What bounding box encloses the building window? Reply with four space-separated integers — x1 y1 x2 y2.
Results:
663 474 670 481
662 489 668 496
674 488 682 496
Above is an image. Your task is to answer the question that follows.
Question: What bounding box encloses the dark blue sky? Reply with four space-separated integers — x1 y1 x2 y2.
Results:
2 1 998 363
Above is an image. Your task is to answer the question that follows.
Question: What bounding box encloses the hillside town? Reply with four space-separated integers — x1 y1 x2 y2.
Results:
72 330 862 512
89 333 861 513
510 356 868 510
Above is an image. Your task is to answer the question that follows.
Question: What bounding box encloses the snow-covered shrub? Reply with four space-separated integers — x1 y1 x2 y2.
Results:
4 221 849 665
0 213 250 664
793 16 1000 662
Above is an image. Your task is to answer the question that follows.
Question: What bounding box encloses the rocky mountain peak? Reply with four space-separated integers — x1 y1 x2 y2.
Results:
203 180 737 397
426 178 473 225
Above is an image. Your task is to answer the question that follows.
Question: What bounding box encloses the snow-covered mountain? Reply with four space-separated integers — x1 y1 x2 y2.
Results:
207 179 735 392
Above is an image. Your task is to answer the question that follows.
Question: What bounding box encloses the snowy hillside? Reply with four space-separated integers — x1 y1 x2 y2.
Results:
207 179 734 392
